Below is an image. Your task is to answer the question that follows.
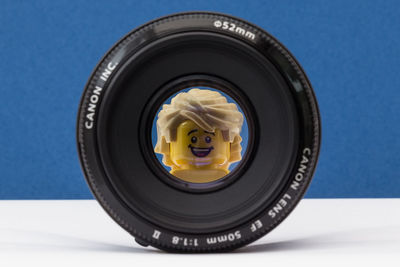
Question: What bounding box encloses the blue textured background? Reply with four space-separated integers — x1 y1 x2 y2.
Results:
1 0 399 199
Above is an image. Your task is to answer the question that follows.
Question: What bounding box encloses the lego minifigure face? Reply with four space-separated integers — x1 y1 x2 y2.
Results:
170 120 230 168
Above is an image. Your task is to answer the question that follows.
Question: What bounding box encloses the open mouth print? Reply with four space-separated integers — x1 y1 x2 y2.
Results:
188 144 214 157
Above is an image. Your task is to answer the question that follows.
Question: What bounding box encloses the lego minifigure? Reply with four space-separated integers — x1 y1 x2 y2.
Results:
154 89 244 183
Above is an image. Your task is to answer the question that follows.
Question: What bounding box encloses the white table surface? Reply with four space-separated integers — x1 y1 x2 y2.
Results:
0 199 399 267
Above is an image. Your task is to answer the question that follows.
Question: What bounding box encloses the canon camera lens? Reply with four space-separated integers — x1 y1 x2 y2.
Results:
77 12 321 252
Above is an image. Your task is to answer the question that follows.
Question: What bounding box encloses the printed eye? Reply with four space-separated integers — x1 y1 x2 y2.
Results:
205 136 212 143
191 136 197 143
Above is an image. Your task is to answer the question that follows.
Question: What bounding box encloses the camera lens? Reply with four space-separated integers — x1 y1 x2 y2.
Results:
77 12 321 252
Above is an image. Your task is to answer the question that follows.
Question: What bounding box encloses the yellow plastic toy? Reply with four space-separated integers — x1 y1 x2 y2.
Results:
154 88 244 183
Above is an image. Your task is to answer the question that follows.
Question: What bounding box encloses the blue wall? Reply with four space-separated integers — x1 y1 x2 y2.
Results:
1 0 399 199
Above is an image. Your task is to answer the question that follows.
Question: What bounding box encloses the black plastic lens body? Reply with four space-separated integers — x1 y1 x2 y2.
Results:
77 12 321 252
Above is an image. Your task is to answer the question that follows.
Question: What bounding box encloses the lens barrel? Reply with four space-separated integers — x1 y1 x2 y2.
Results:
77 12 321 252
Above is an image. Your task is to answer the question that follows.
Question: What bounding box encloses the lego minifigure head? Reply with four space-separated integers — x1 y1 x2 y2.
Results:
154 89 244 183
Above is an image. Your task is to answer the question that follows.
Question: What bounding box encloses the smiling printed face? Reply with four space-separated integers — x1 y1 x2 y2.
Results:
169 120 230 169
188 127 215 157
